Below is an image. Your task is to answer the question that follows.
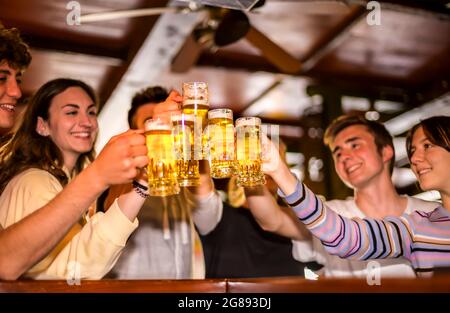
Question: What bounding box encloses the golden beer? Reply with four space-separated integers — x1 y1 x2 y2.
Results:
172 113 200 187
207 109 235 178
182 103 209 130
182 82 209 159
145 119 180 196
235 117 265 187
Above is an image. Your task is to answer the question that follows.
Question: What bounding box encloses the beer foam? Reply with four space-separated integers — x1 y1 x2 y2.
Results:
208 109 233 120
145 120 172 131
236 117 261 127
183 99 209 106
183 82 208 89
172 113 196 122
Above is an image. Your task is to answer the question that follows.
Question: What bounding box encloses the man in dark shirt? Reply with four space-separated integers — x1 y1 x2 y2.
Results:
200 140 318 278
200 191 307 278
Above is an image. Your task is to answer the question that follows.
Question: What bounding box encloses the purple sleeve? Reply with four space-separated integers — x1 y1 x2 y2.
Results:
279 179 410 261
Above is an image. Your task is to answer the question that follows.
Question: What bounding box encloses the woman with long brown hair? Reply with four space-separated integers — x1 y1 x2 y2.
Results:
0 78 148 279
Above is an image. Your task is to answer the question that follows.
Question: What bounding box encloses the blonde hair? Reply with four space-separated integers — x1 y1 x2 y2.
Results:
227 176 246 208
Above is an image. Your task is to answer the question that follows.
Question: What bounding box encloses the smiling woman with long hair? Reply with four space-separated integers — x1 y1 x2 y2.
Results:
262 115 450 275
0 79 96 192
0 78 147 280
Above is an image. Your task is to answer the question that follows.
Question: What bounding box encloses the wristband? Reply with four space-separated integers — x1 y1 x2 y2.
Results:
132 180 149 198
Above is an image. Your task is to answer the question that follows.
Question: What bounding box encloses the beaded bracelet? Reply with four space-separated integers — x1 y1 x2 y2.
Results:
132 180 149 199
133 180 148 191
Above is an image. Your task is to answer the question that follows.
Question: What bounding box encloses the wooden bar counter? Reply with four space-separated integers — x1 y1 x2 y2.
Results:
1 275 449 293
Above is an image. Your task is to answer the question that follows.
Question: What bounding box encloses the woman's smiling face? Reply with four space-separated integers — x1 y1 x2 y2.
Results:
37 86 98 168
409 126 450 193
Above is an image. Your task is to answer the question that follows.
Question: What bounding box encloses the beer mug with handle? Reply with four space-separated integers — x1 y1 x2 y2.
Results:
172 113 201 186
235 116 266 187
182 82 209 159
207 108 235 178
145 117 180 196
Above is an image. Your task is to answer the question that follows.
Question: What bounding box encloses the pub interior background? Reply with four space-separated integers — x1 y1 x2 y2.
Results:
0 0 449 293
1 0 449 201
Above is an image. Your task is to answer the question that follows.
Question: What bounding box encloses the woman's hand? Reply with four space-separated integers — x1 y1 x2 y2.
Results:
261 134 284 177
89 130 148 189
261 134 298 196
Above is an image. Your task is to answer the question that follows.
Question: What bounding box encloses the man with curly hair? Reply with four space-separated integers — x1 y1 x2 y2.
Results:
0 26 31 136
104 85 223 279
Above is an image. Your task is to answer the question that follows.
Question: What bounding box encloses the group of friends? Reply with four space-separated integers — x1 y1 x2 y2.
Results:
0 26 448 281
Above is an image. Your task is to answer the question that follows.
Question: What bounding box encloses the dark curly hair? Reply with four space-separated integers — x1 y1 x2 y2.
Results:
0 27 31 70
128 86 169 128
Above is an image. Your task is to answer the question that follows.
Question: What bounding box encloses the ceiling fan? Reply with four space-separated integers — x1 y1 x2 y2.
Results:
79 0 304 74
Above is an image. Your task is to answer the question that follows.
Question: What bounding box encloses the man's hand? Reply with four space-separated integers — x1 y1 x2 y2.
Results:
153 90 182 120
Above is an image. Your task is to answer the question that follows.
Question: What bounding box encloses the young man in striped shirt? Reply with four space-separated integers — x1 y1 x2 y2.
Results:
249 115 438 278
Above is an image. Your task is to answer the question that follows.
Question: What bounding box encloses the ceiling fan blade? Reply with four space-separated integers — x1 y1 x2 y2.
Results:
79 7 184 23
245 25 302 74
171 32 204 73
176 0 262 11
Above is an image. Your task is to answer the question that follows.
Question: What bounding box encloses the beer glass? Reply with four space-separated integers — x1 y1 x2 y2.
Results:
145 118 180 196
172 113 201 186
182 82 209 129
207 109 235 178
182 82 209 159
235 117 266 187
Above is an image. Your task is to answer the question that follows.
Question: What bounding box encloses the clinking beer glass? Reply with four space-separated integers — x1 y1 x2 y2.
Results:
235 116 266 187
182 82 209 159
207 109 235 178
172 113 201 187
145 118 180 196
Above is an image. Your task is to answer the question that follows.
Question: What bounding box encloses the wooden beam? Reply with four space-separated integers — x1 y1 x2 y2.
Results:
197 50 278 72
300 5 367 73
245 26 302 74
97 0 170 111
350 0 450 18
22 34 127 60
237 78 283 114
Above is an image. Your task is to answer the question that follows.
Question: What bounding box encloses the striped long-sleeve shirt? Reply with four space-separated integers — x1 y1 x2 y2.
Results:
280 180 450 274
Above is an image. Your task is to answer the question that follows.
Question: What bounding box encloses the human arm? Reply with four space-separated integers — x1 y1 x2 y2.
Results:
244 185 311 241
262 136 410 262
279 179 410 261
188 161 223 235
0 130 148 280
2 168 145 280
28 198 139 280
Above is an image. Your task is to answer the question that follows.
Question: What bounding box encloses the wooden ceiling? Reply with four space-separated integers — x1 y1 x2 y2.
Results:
1 0 168 102
1 0 449 112
1 0 449 198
